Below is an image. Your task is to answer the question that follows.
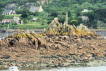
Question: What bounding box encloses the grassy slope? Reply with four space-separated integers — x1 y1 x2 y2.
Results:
0 22 48 29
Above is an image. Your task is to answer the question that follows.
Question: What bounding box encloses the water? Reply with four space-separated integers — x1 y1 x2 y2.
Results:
1 66 106 71
96 31 106 38
96 31 106 36
0 32 13 40
0 30 106 39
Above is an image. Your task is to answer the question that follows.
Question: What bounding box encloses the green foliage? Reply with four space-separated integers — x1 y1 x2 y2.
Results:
0 22 48 29
44 0 106 28
1 0 106 29
0 11 3 20
71 20 78 26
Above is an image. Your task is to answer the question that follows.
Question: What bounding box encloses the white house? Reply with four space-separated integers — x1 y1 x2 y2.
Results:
81 16 89 21
38 5 44 12
29 5 43 13
2 19 14 24
13 16 23 24
32 17 38 22
37 0 49 5
2 17 23 24
5 3 17 10
82 9 89 13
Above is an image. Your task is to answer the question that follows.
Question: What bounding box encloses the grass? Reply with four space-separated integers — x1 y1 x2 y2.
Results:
4 14 22 19
0 22 48 29
103 25 106 29
97 25 106 29
6 14 22 17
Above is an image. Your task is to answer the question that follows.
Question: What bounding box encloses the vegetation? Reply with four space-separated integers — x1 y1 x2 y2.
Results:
0 22 48 29
44 0 106 28
0 0 106 29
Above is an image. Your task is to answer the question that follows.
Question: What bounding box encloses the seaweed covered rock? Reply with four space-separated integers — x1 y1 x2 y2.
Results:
0 34 106 69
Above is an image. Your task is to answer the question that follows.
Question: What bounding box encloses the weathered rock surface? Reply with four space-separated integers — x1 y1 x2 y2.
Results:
0 36 106 70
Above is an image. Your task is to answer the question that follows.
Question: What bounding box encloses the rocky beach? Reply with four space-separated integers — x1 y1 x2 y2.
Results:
0 34 106 70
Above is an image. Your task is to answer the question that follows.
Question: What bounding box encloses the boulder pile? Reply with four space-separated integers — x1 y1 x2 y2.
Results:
0 18 105 69
0 33 106 69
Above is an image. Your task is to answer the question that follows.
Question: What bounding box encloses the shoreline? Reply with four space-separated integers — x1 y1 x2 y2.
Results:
1 65 106 71
0 29 106 70
0 36 106 70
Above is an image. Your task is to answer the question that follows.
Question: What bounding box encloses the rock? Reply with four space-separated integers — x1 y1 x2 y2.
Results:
0 40 2 46
19 38 28 44
63 36 70 40
8 39 16 46
1 55 11 59
78 46 83 49
38 38 47 49
63 62 70 67
31 38 39 49
0 34 106 69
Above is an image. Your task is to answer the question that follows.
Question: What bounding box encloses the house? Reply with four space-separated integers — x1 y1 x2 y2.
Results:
5 3 17 10
82 9 89 13
2 10 16 15
36 0 53 5
25 3 35 8
32 17 38 22
37 0 48 5
38 6 44 12
13 16 23 24
2 17 23 24
81 16 89 21
29 5 43 13
2 19 14 24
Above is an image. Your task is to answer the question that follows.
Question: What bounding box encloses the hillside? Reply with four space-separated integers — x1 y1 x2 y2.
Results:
0 0 106 29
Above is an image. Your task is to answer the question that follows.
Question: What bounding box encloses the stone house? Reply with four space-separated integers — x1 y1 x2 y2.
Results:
29 5 43 13
82 9 89 13
5 3 17 10
2 19 14 24
2 17 23 24
81 16 89 21
37 0 48 5
32 17 38 22
13 16 23 24
36 0 54 5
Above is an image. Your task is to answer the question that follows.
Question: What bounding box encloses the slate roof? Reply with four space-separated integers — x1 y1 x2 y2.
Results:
3 10 12 14
5 3 17 10
29 6 40 13
2 9 16 15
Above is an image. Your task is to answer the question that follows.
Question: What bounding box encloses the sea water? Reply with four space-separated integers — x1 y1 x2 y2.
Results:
1 66 106 71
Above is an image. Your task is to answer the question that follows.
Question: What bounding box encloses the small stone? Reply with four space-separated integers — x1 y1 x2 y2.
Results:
78 46 83 49
1 55 11 59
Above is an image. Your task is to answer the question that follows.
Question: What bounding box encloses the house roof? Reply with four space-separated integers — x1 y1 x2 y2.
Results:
81 16 89 21
5 3 17 10
32 17 38 21
29 6 40 13
3 10 11 14
82 9 89 13
25 3 35 8
2 9 15 14
29 5 43 13
2 19 14 23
